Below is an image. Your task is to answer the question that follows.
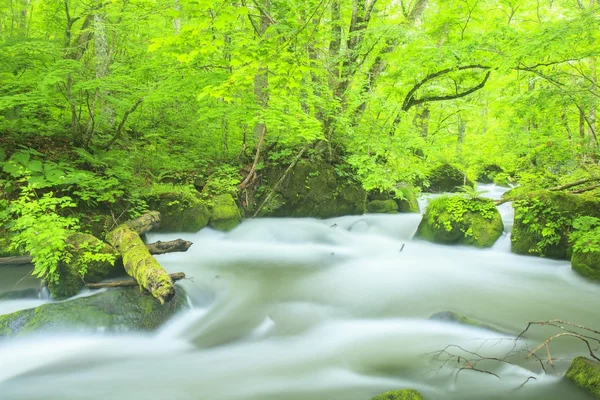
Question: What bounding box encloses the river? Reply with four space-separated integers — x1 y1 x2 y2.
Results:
0 185 597 400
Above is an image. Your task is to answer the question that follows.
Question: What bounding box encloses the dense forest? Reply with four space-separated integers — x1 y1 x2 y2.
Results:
1 1 600 399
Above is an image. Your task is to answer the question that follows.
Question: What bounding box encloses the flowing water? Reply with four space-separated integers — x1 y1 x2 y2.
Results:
0 185 598 400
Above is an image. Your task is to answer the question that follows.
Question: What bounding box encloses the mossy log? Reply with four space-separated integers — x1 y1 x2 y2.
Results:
105 217 175 304
124 211 161 235
565 356 600 398
370 389 424 400
87 272 185 289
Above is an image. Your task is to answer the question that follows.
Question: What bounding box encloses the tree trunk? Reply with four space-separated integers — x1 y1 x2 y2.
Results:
105 212 175 304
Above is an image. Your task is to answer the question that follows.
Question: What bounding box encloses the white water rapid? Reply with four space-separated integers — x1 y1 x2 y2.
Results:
0 185 598 400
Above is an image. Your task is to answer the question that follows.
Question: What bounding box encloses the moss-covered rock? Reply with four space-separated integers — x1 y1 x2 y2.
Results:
511 191 600 259
417 196 503 248
565 356 600 398
259 159 366 218
47 233 120 300
146 187 210 232
367 200 399 214
477 164 504 184
371 389 424 400
209 193 242 231
425 163 473 193
395 184 420 213
0 287 188 337
493 172 511 187
571 249 600 281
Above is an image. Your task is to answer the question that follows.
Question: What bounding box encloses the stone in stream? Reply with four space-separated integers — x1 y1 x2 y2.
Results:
145 188 211 232
511 190 600 259
423 163 473 193
565 356 600 398
0 288 40 301
367 200 399 214
367 184 420 214
416 195 503 248
370 389 424 400
209 193 242 231
0 287 188 337
571 248 600 281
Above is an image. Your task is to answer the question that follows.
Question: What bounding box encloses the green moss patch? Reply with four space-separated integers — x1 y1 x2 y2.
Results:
371 389 424 400
209 193 242 231
367 200 398 214
565 356 600 398
145 186 210 232
417 195 503 248
425 163 472 193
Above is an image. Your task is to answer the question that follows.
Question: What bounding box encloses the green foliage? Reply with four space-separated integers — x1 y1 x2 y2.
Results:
8 185 79 282
433 195 497 233
571 216 600 254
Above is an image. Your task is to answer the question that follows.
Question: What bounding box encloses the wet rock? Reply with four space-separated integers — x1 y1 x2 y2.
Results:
571 248 600 281
394 184 420 213
424 163 472 193
417 195 503 248
259 159 366 218
370 389 424 400
47 233 120 300
146 188 210 232
209 193 242 231
0 287 188 337
565 356 600 398
367 200 398 214
511 191 600 259
0 288 40 301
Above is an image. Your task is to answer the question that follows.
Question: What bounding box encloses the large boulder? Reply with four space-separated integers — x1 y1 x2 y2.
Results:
209 193 242 231
565 356 600 398
395 184 420 213
260 159 366 218
417 196 503 248
477 164 503 184
145 187 210 232
371 389 424 400
0 287 188 337
571 249 600 281
47 233 120 300
425 163 473 193
511 191 600 259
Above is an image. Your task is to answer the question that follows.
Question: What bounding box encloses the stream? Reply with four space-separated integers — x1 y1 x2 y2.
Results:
0 185 598 400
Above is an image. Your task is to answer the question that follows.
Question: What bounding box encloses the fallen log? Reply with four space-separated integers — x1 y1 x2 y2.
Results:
0 238 193 266
106 214 176 304
145 239 192 255
124 211 161 235
86 272 186 289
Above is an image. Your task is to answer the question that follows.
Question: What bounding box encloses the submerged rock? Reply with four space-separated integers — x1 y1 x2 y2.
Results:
417 196 503 248
0 287 188 337
209 193 242 231
565 356 600 398
367 200 398 214
511 191 600 259
370 389 424 400
424 163 472 193
146 188 211 232
47 233 120 300
259 159 366 218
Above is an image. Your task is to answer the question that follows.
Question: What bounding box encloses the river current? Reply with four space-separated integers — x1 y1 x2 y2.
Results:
0 185 597 400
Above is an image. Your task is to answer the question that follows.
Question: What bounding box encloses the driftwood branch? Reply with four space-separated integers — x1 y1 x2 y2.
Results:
549 177 600 191
86 272 186 289
0 256 34 266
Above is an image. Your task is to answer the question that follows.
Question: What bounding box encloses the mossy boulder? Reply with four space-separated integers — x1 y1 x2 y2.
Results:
493 172 511 187
565 356 600 398
371 389 424 400
511 191 600 259
367 200 398 214
209 193 242 231
395 184 420 213
146 188 210 232
259 159 366 218
425 163 473 193
47 233 120 300
0 287 188 337
417 196 503 248
571 249 600 281
477 164 504 184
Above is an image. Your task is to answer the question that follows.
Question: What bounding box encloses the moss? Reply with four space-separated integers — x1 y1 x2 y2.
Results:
367 200 399 214
493 172 511 187
565 356 600 398
0 227 23 257
511 191 600 259
146 188 210 232
571 249 600 281
425 163 473 193
477 164 503 184
371 389 424 400
260 159 366 218
417 196 503 248
395 185 420 213
106 225 175 304
209 193 242 231
0 287 188 337
47 233 120 300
